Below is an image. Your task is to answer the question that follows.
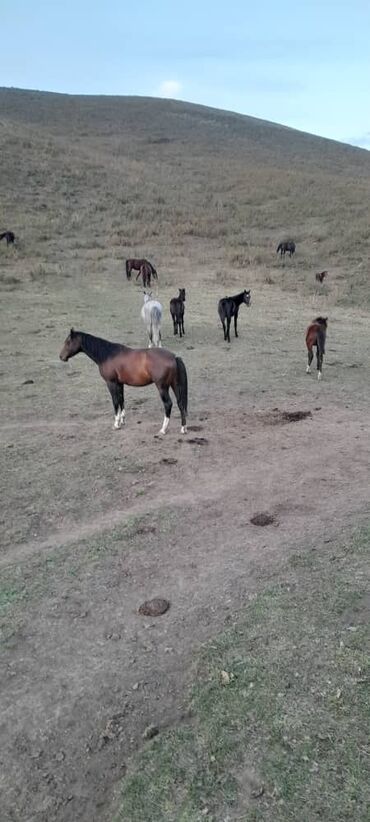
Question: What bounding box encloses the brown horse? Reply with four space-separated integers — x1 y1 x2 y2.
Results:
315 271 327 284
137 261 155 289
59 329 187 435
306 317 328 380
125 258 157 283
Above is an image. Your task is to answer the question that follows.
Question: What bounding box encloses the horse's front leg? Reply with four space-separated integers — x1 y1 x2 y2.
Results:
226 317 231 343
234 310 239 338
107 381 124 429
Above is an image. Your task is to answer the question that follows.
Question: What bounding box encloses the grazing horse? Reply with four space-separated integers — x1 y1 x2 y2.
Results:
125 258 157 282
277 240 295 257
170 288 186 337
218 289 251 343
0 231 15 246
306 317 328 380
141 292 163 348
59 329 188 435
315 270 327 284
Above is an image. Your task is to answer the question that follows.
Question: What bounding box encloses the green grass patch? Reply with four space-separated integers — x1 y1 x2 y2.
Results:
114 530 370 822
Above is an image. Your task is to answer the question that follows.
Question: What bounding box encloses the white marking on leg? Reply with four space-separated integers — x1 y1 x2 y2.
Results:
306 365 311 374
318 371 322 380
181 425 187 434
114 412 121 429
120 409 126 425
159 416 170 435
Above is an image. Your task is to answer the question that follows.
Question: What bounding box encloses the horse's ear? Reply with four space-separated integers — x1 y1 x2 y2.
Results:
70 327 75 337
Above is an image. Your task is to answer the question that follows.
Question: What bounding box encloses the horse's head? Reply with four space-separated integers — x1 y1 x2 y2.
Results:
314 316 328 327
59 328 82 361
179 288 186 301
243 289 251 306
143 290 153 303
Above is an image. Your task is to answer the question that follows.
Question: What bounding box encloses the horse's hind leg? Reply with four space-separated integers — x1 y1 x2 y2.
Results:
107 381 124 429
317 349 323 380
306 349 314 374
158 386 172 435
234 310 239 338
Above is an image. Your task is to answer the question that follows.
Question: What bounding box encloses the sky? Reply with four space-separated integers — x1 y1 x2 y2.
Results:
1 0 370 148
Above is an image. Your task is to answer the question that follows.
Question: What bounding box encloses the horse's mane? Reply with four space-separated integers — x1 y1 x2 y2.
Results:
313 317 328 326
79 331 124 364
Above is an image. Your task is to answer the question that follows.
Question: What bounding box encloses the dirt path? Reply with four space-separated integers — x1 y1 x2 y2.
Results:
2 401 370 822
2 268 370 821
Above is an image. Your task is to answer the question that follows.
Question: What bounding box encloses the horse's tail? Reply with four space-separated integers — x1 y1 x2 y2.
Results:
175 357 188 414
276 243 282 253
125 260 131 279
316 325 326 356
150 306 162 346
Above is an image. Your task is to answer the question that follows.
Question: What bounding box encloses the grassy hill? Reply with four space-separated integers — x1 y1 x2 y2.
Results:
1 86 370 305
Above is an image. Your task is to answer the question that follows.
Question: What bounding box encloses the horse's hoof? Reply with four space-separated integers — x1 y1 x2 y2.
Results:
306 367 311 374
181 425 187 434
318 372 322 381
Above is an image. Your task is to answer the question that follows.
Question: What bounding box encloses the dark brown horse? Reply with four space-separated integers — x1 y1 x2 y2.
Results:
170 288 186 337
218 289 251 343
125 258 157 284
277 240 295 257
306 317 328 380
315 270 327 284
59 329 187 435
137 261 155 289
0 231 15 246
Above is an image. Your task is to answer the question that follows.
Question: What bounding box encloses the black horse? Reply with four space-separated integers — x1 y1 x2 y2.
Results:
0 231 15 246
218 289 251 343
170 288 186 337
277 240 295 257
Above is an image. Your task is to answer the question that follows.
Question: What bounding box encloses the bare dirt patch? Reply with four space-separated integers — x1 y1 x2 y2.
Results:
250 512 276 526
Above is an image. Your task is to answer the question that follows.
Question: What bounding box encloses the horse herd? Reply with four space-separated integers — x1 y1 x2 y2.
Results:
59 254 328 436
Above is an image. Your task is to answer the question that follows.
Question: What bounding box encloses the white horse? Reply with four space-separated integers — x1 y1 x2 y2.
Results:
141 292 163 348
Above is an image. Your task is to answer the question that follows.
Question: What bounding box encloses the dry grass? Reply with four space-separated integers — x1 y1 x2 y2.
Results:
1 88 370 307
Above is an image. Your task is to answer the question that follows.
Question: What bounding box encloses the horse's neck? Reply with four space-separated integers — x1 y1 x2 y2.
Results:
80 333 115 365
233 293 244 306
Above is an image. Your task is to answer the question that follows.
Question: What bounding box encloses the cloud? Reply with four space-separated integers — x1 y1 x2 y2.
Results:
346 132 370 150
157 80 182 98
